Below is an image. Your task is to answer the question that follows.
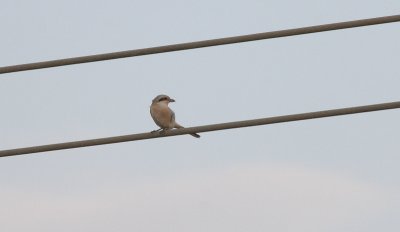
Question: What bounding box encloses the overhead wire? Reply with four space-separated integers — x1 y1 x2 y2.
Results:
0 15 399 74
0 15 399 157
1 101 399 158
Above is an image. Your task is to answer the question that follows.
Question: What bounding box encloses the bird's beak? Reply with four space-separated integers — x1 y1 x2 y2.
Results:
169 99 176 102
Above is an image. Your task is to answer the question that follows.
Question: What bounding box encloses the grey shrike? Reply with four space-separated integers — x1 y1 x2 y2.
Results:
150 94 200 138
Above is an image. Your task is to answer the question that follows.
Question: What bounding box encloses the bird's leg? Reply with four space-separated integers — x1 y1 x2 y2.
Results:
151 128 163 133
159 128 170 135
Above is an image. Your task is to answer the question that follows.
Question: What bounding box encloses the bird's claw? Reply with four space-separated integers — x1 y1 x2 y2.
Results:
151 129 163 133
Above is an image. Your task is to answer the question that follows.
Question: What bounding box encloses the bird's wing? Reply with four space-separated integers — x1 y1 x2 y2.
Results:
170 109 175 124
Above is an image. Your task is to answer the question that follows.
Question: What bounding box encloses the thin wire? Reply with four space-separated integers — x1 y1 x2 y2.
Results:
1 101 399 158
1 15 399 74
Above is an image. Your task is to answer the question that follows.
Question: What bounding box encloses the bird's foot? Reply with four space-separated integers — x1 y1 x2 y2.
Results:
159 129 170 134
151 128 163 133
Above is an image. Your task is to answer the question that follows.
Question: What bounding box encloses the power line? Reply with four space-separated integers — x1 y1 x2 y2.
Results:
1 101 399 158
1 15 399 75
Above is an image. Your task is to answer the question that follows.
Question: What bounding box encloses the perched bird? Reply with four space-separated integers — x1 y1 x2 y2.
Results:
150 94 200 138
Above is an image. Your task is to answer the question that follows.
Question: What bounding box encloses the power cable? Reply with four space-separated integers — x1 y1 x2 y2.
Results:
1 15 399 74
1 101 399 158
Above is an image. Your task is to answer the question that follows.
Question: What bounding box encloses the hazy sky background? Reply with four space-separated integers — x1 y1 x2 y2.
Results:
1 1 399 231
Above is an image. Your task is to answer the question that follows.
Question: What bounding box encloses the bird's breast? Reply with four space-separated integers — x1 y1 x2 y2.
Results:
150 103 174 128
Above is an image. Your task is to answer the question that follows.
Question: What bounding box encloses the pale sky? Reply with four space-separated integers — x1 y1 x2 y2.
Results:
1 1 399 231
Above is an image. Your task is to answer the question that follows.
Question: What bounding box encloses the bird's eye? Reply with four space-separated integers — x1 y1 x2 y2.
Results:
159 97 167 101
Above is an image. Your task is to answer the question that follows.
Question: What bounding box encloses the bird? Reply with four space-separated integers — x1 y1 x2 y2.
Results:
150 94 200 138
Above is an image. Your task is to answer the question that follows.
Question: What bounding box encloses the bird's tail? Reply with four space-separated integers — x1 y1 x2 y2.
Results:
174 123 200 138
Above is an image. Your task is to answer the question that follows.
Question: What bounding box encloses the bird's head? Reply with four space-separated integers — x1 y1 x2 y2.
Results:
152 94 175 104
